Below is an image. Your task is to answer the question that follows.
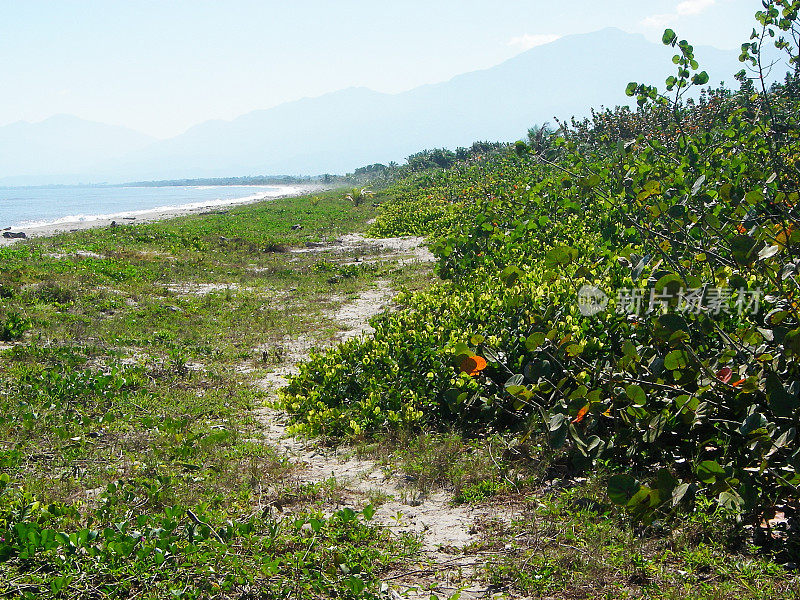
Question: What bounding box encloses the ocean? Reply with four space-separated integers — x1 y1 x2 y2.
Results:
0 184 307 230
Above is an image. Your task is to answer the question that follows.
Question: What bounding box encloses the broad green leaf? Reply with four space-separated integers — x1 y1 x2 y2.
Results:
654 273 682 297
664 349 690 370
526 332 546 351
544 246 577 268
452 342 474 359
785 328 800 356
625 384 647 406
548 413 568 448
656 469 678 495
765 372 797 417
578 174 602 188
607 474 641 505
672 482 692 506
745 189 764 204
500 265 523 286
718 490 744 511
758 245 780 260
696 460 725 482
691 174 706 196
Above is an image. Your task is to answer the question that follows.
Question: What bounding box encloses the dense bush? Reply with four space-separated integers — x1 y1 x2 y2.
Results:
285 1 800 528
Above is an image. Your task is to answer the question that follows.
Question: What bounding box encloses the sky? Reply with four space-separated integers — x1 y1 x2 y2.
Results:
0 0 763 139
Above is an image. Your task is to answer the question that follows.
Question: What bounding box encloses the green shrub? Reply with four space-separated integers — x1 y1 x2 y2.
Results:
0 312 30 341
287 4 800 528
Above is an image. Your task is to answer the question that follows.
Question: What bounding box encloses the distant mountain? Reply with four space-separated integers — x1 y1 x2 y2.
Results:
0 115 155 185
2 29 743 184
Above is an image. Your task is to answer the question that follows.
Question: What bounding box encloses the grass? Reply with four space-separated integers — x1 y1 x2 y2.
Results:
357 431 525 499
0 189 430 598
1 186 797 598
473 479 800 599
354 428 799 598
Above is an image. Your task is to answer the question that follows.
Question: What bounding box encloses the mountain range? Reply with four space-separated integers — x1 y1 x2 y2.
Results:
0 28 743 186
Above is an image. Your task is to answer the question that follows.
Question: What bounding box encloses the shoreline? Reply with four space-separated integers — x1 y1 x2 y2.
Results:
0 184 328 247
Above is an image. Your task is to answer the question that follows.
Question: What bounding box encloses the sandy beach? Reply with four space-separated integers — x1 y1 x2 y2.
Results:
0 184 327 247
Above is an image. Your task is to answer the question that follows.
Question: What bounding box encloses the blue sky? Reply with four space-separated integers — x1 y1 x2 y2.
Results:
0 0 762 138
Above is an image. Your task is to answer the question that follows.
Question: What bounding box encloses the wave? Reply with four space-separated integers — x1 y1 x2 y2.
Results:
192 185 281 190
15 186 306 229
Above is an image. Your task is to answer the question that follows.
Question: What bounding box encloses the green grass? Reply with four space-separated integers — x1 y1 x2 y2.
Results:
357 431 534 500
3 182 796 598
355 427 799 598
0 189 429 598
475 480 800 599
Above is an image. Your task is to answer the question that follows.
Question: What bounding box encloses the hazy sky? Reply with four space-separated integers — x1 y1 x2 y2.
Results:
1 0 762 138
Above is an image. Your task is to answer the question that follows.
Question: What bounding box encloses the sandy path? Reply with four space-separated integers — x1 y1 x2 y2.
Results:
252 236 514 599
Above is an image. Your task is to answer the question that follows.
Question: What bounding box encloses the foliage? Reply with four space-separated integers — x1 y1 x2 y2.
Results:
345 187 374 207
0 191 423 596
0 478 407 599
0 312 30 341
479 479 800 599
286 2 800 533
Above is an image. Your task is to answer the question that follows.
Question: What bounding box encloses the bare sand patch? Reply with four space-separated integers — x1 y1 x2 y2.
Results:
251 237 516 598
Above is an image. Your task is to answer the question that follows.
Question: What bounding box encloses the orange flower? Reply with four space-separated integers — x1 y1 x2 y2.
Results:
460 355 487 376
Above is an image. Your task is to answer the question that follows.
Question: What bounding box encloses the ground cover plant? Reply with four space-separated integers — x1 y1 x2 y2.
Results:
0 190 425 597
284 4 800 593
3 3 800 598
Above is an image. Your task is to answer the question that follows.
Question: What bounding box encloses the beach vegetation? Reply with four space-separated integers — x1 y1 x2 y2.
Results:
2 3 800 597
0 189 426 597
284 6 800 589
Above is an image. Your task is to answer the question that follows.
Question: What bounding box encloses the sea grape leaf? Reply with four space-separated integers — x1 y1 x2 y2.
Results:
697 460 725 482
664 349 690 370
608 474 641 505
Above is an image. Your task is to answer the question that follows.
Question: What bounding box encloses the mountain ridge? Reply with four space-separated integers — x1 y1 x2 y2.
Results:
1 28 743 185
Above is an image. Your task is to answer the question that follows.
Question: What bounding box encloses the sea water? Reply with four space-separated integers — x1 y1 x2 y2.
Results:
0 184 307 229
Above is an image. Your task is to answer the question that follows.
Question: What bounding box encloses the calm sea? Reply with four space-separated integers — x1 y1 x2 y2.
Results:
0 185 306 229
